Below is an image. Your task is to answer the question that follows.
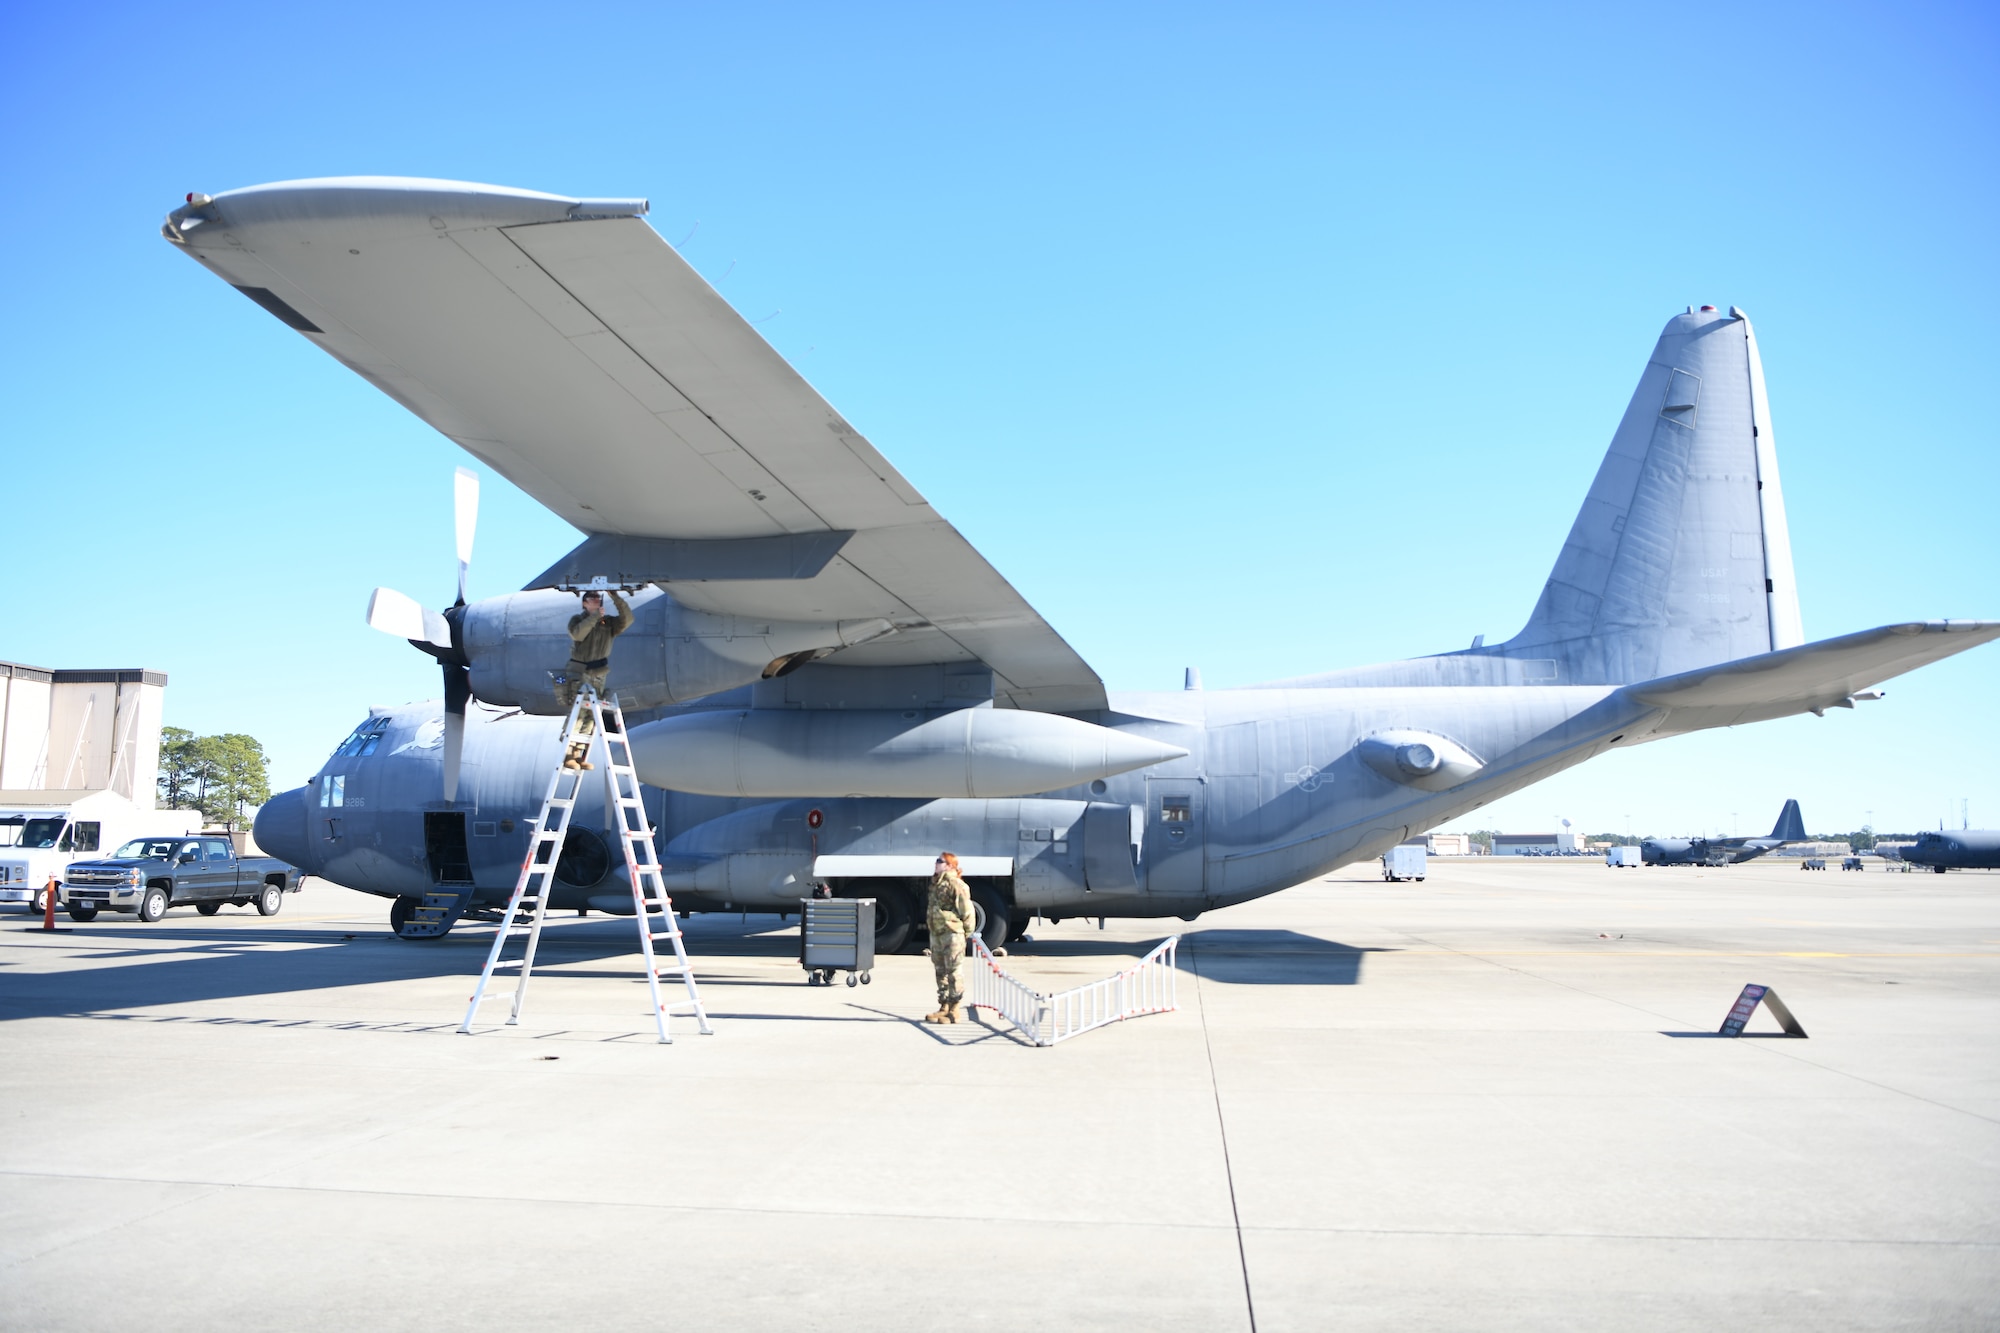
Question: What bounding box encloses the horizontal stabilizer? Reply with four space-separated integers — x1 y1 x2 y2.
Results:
1628 620 2000 730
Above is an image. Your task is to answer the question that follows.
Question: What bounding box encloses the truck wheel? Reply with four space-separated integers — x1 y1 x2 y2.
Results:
137 886 170 922
196 901 222 917
969 885 1009 953
33 885 53 913
67 903 98 922
256 885 283 917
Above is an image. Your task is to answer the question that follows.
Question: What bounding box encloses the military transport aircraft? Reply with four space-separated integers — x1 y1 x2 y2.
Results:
1641 799 1808 866
159 178 2000 950
1901 829 2000 872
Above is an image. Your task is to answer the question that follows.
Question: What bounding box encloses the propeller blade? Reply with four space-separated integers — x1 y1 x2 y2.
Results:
441 663 472 803
366 588 453 649
453 467 478 606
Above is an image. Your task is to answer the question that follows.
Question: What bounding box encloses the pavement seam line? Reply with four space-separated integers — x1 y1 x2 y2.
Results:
1188 944 1258 1333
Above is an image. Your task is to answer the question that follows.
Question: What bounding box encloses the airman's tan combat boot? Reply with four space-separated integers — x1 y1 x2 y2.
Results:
924 1006 951 1024
945 1002 962 1024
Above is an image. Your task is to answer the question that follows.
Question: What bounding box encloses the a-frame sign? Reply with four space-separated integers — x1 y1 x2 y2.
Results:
1718 983 1808 1038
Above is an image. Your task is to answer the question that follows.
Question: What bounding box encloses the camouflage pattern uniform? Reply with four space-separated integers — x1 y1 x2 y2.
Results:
926 867 975 1011
556 589 632 736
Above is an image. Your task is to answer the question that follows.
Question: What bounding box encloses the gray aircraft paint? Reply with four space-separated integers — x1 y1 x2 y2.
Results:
1901 830 2000 871
157 181 1997 934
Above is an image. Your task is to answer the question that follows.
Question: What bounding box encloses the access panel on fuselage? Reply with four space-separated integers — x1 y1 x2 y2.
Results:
1143 779 1204 895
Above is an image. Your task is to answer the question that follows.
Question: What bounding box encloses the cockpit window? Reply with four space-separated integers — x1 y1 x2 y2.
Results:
332 717 391 758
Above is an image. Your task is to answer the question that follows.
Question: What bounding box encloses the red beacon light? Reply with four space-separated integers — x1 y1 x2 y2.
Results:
1699 305 1717 312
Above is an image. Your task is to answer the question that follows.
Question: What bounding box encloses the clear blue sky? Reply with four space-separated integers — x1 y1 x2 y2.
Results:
3 2 1993 838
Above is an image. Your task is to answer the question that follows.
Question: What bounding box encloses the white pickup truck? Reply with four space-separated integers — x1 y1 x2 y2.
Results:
0 803 201 912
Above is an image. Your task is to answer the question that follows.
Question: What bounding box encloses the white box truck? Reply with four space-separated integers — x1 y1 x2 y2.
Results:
1383 844 1428 881
1605 845 1642 868
0 790 200 911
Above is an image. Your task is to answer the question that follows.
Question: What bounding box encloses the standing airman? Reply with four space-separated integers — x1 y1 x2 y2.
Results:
924 852 976 1024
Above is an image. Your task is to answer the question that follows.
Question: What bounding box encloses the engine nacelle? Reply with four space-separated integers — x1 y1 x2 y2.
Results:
460 587 891 712
629 707 1188 798
1355 729 1484 791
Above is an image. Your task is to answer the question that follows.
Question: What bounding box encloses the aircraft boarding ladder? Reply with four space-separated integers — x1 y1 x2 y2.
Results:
459 687 712 1044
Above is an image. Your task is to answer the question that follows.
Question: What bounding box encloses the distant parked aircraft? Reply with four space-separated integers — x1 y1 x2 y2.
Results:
1643 800 1808 866
1900 829 2000 872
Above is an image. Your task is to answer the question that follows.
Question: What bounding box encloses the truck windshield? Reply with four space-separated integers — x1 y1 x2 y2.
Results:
115 838 187 860
20 818 66 849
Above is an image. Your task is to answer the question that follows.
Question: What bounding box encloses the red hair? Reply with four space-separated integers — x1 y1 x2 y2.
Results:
936 851 961 872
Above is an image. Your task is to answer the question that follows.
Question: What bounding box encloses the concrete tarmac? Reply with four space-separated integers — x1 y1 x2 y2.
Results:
2 857 1996 1331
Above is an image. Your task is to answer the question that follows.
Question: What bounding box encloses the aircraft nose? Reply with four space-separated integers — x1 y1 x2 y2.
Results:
253 787 313 872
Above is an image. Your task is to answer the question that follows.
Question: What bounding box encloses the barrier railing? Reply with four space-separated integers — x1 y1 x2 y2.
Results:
967 935 1179 1046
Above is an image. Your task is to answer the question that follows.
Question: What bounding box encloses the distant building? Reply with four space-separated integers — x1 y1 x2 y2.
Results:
1492 831 1584 855
1404 833 1476 856
1 661 167 804
1779 840 1852 857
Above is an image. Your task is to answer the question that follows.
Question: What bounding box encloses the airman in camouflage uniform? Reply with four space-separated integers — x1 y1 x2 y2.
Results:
557 588 632 770
925 853 976 1024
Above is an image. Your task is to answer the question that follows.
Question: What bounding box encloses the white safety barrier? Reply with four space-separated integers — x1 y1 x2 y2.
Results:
966 935 1179 1046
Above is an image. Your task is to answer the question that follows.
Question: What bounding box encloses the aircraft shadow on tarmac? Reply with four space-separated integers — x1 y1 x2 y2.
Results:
0 914 809 1023
0 917 1389 1023
1010 928 1389 985
1177 928 1392 985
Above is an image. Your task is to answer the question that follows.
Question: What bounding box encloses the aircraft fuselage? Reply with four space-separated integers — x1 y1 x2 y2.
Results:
257 679 1645 923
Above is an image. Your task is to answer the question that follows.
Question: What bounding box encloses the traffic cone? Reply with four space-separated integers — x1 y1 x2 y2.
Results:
42 876 57 931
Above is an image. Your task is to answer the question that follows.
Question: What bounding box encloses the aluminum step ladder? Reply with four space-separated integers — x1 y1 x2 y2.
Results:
459 686 713 1043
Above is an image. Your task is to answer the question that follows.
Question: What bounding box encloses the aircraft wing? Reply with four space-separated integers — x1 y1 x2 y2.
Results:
1629 620 2000 732
162 178 1105 712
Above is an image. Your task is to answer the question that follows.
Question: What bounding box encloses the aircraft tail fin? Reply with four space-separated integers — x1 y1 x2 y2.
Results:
1483 306 1803 685
1768 799 1806 842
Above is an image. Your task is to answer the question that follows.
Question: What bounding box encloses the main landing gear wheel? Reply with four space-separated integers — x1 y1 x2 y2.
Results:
969 885 1009 953
196 901 222 916
850 882 914 955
